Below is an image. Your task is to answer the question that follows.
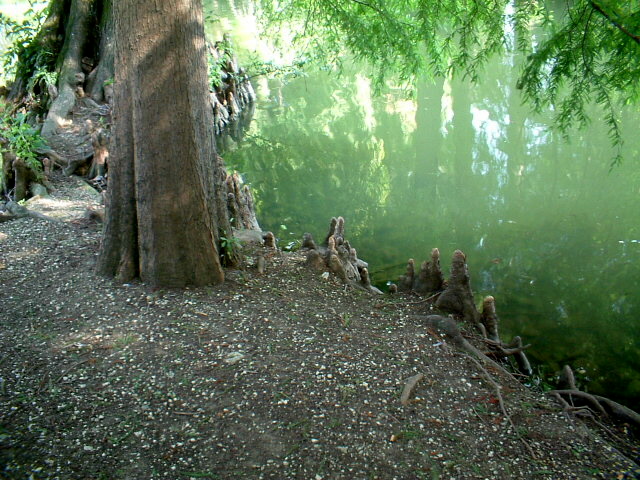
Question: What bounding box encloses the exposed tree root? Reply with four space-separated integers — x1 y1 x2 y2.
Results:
0 201 62 224
549 366 640 431
400 373 425 406
12 157 31 202
302 217 382 294
41 0 96 137
395 249 534 376
548 367 640 475
421 314 518 383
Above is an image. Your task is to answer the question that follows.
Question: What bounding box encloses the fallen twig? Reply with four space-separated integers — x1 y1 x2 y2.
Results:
54 359 92 385
400 373 424 406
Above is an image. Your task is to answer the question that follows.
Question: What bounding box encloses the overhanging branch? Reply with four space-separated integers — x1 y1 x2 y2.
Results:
589 1 640 45
349 0 384 16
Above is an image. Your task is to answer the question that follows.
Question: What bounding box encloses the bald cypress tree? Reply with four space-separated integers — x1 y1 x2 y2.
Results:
95 0 233 286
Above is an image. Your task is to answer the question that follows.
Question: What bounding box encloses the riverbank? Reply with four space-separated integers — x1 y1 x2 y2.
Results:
1 174 638 479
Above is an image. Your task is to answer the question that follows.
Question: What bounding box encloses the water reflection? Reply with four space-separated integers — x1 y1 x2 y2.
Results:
215 2 640 406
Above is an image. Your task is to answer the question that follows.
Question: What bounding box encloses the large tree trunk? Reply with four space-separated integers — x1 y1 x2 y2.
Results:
96 0 229 287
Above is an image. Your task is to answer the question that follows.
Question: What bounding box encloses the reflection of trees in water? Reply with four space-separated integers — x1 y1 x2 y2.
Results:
223 73 389 245
224 57 640 406
216 101 256 151
487 214 640 406
462 63 640 404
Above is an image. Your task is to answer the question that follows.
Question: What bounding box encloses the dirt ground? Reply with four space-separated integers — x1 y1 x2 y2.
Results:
1 174 639 479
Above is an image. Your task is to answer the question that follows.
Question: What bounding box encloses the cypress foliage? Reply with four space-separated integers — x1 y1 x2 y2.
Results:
260 0 639 163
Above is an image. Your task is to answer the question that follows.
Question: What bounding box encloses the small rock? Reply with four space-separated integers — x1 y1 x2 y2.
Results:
224 352 245 364
30 183 48 197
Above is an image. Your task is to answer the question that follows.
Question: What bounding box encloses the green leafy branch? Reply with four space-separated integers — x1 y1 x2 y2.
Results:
219 233 242 266
0 1 51 84
517 0 639 166
0 112 47 180
259 0 639 163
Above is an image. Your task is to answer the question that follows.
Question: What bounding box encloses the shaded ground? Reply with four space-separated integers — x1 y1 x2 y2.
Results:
1 175 639 479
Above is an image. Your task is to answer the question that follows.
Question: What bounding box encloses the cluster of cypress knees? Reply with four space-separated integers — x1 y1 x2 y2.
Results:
297 216 640 433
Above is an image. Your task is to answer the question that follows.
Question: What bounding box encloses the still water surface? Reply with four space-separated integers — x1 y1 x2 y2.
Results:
208 1 640 406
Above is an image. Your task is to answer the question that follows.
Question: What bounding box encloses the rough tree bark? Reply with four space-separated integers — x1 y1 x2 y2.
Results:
40 0 96 137
85 0 114 103
96 0 232 287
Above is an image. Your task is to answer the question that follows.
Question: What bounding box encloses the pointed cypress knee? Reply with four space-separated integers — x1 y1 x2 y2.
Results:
324 217 338 246
301 232 317 250
480 296 500 342
413 248 445 295
398 258 416 292
435 250 480 324
304 216 380 294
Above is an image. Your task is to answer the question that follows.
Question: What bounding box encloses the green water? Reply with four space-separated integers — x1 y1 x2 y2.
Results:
209 2 640 406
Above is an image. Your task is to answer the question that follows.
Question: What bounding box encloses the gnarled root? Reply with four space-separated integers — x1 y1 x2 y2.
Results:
0 201 61 223
209 36 256 137
12 157 32 202
480 296 533 376
420 314 516 382
89 123 109 178
226 171 260 231
550 366 640 430
303 216 382 294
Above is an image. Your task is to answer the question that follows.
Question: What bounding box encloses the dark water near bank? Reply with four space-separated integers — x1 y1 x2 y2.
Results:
208 1 640 406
